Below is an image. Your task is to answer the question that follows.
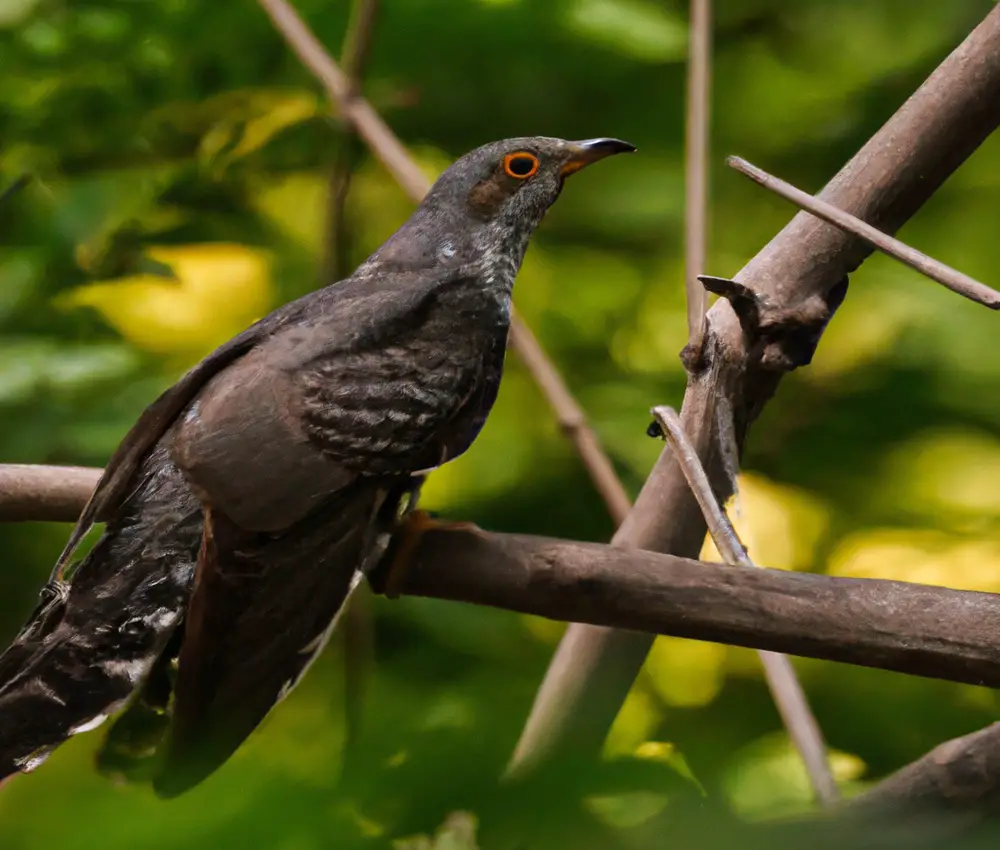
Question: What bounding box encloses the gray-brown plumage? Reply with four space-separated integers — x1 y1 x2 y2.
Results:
0 136 634 796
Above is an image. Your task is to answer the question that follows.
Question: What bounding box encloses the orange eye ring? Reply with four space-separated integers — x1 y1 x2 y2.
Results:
503 152 539 179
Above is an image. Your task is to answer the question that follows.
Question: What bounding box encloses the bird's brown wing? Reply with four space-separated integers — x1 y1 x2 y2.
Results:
57 264 479 573
149 276 478 795
153 483 387 797
50 306 303 579
161 267 483 530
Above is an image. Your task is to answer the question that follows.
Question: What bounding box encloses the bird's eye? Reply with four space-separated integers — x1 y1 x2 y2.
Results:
503 152 539 179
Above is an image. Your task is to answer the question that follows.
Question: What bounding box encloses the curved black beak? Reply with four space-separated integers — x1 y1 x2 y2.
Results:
561 138 637 176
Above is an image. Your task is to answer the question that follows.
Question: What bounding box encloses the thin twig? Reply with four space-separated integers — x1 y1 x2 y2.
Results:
683 0 712 356
650 406 838 807
340 577 375 775
0 174 30 207
0 464 100 523
255 0 632 526
321 0 379 283
728 156 1000 309
506 316 632 525
324 152 359 282
339 0 378 81
257 0 425 196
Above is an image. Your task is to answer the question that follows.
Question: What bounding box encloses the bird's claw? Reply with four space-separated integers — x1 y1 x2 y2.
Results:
381 510 478 599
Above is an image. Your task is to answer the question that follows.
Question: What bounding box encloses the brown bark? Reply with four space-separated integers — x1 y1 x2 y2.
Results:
510 0 1000 775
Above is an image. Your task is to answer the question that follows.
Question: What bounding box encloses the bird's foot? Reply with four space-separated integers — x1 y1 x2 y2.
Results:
381 510 478 599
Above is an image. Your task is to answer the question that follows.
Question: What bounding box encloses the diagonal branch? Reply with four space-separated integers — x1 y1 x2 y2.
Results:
845 722 1000 818
511 1 1000 776
727 156 1000 309
501 315 632 525
321 0 379 284
257 0 424 197
0 174 30 207
650 406 837 806
255 0 632 525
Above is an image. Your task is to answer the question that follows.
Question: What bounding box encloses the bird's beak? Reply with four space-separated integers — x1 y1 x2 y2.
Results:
561 138 636 177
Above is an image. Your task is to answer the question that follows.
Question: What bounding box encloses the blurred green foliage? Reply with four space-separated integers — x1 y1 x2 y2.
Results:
2 0 1000 847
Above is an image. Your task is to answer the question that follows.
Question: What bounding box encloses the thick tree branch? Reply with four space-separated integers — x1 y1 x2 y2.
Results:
846 723 1000 817
8 463 1000 692
512 1 1000 773
255 0 632 526
370 528 1000 688
6 462 1000 814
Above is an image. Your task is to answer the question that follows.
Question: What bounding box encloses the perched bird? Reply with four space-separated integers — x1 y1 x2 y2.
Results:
0 136 634 796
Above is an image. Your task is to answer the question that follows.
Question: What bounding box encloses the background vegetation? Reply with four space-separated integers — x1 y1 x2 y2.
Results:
2 0 999 846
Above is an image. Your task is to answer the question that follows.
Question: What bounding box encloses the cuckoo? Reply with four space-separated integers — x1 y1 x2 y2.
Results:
0 136 634 796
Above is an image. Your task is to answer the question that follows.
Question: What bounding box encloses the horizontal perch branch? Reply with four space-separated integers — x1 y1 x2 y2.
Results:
380 528 1000 689
0 465 101 523
6 460 1000 815
7 462 1000 689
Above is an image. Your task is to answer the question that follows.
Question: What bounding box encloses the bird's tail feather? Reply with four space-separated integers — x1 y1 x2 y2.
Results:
0 622 149 781
94 626 183 783
150 485 384 797
0 447 202 783
98 475 422 792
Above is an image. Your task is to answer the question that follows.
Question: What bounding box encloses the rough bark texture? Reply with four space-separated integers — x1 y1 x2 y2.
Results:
369 528 1000 688
7 467 1000 816
509 1 1000 776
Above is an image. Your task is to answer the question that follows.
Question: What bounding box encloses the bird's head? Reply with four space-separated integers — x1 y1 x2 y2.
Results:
425 136 635 235
362 136 634 279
